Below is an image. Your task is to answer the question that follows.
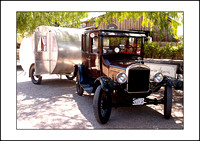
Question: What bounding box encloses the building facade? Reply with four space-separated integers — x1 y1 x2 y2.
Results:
81 16 176 42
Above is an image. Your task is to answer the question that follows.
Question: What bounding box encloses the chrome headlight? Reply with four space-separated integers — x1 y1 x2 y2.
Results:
153 72 164 83
116 72 127 84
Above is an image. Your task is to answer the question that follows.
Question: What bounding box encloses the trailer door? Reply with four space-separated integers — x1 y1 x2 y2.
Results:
34 32 50 75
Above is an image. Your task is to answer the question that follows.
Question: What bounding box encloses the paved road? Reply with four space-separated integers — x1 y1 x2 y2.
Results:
17 67 183 129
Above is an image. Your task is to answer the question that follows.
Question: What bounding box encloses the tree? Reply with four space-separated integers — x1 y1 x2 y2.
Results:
17 12 182 42
90 12 183 39
17 12 89 38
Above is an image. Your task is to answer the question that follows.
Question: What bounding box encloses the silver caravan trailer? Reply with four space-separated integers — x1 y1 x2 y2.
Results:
20 26 85 84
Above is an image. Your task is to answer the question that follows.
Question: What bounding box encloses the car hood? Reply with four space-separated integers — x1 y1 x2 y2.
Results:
109 59 136 68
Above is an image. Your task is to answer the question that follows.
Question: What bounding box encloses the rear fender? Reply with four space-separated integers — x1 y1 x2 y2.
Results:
77 65 84 83
73 65 78 77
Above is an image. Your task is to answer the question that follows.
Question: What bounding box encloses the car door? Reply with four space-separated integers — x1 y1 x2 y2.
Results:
81 33 90 70
89 34 101 78
81 32 100 80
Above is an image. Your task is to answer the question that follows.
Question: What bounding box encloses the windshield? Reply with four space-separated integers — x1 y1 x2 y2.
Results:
103 36 143 55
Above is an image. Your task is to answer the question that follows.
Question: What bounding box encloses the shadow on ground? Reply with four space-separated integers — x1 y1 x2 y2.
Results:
17 68 183 129
74 89 183 129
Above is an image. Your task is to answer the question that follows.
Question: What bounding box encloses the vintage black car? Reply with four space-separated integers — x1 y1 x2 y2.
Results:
74 29 181 124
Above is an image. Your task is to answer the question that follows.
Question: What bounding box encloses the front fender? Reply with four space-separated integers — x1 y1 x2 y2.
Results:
93 76 117 93
165 76 183 90
151 76 183 92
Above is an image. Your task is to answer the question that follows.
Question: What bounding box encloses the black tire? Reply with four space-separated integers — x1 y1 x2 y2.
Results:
93 85 112 124
30 65 42 84
76 72 84 96
164 85 172 119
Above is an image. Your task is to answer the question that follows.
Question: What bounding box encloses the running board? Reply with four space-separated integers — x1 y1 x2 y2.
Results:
80 84 93 94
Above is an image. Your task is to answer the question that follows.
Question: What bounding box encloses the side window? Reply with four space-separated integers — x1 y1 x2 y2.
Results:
85 33 90 53
37 36 47 52
91 37 98 54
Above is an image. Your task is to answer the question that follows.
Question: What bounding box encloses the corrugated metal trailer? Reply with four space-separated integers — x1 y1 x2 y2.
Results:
20 26 85 84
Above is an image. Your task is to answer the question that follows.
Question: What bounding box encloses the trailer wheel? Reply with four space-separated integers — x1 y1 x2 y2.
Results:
76 72 83 96
93 85 112 124
30 65 42 84
164 85 172 119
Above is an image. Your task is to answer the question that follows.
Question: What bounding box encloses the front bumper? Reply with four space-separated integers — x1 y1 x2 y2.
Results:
99 75 182 96
114 76 182 98
98 75 182 107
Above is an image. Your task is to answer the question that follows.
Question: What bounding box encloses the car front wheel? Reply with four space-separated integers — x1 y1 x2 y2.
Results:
164 85 172 119
93 85 112 124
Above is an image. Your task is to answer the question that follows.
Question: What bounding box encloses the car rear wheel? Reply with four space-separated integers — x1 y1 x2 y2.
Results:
76 72 84 96
93 85 112 124
30 65 42 84
164 85 172 119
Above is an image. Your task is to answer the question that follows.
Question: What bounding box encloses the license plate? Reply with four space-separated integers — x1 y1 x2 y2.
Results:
132 98 144 105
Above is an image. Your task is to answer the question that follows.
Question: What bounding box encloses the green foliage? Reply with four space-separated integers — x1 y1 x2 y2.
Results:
91 12 182 40
176 42 184 59
144 41 183 60
17 12 89 38
144 41 160 58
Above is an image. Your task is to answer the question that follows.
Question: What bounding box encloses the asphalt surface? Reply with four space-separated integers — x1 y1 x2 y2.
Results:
17 67 183 129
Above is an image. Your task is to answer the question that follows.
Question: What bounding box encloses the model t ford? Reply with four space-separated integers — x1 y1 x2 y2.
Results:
20 26 181 124
75 29 181 124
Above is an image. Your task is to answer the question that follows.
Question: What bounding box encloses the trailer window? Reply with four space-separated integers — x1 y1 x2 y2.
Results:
37 36 47 52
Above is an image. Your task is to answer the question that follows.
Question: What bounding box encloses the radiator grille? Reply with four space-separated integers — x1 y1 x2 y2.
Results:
128 68 150 92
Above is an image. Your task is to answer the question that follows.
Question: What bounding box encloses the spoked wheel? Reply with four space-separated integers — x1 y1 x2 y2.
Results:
30 65 42 84
76 72 84 96
164 85 172 119
93 85 112 124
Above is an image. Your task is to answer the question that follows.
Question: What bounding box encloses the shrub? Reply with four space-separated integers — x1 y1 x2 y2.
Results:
144 42 183 60
144 41 160 58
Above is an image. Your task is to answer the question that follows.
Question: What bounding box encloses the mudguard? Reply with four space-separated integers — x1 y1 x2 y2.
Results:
165 76 183 90
77 65 95 85
93 76 117 93
77 65 84 83
151 76 183 92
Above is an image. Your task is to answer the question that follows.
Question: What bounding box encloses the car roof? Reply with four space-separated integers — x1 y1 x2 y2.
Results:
85 29 146 34
84 29 147 37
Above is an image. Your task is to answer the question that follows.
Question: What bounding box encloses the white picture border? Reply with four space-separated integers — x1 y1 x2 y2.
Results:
1 1 199 140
